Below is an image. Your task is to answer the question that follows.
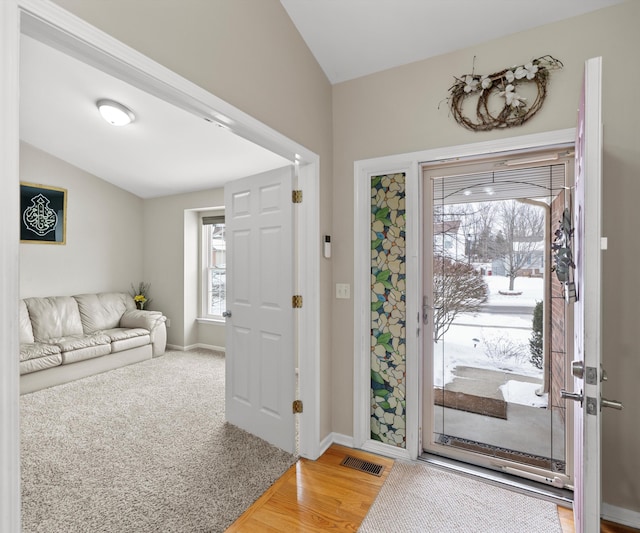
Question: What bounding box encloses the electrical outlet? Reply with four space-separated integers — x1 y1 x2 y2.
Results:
166 318 171 327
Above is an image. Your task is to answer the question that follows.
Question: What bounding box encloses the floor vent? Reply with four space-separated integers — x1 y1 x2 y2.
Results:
340 455 385 477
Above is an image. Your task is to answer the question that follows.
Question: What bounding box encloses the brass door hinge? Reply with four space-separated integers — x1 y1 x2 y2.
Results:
292 190 303 203
292 295 303 308
292 400 303 414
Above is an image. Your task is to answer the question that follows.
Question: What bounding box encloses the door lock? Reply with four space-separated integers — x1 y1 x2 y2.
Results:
571 360 584 379
222 310 232 318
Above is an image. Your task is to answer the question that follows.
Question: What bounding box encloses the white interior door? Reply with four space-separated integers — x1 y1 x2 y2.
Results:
570 56 616 533
224 166 296 453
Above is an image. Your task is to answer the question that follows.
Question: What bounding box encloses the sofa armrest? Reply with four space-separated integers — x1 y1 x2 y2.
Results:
120 310 167 356
121 310 165 330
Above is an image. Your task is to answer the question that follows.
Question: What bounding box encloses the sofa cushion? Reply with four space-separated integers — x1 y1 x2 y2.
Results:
20 354 63 375
103 327 151 353
50 333 112 364
74 292 135 334
19 300 35 344
51 333 111 365
20 342 61 362
51 332 111 353
24 296 83 342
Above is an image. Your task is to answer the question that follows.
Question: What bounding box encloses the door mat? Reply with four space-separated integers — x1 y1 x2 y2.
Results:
434 387 507 419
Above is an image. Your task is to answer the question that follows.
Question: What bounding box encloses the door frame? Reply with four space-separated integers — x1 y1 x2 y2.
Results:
1 1 321 528
353 128 576 461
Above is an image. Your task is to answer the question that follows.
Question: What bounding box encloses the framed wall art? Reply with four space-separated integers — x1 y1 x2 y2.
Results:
20 182 67 244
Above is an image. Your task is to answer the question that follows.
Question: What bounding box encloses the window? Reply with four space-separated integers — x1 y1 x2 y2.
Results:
202 215 226 319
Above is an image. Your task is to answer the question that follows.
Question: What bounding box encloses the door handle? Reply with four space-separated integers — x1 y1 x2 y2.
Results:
222 310 232 318
561 389 583 405
422 296 442 325
601 397 623 410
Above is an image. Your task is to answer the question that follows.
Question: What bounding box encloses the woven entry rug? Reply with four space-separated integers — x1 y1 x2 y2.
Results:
359 460 563 533
20 350 297 533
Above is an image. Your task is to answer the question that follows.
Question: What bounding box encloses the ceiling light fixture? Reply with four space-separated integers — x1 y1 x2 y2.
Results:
96 99 135 126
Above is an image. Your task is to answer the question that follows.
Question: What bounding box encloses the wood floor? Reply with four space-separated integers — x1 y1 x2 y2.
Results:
227 444 637 532
227 444 393 532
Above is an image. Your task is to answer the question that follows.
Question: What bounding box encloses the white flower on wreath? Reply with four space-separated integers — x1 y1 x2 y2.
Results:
515 61 539 80
504 70 515 83
463 75 479 93
499 84 527 108
480 74 492 90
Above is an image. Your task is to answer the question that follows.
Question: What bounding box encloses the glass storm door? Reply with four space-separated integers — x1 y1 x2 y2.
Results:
422 154 574 487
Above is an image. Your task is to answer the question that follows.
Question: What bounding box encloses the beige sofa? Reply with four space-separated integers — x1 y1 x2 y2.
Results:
19 292 167 394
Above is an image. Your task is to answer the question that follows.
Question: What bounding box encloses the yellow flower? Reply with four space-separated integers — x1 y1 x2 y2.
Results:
134 294 147 303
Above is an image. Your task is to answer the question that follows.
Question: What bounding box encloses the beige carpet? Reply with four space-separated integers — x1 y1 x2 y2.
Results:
20 349 297 533
359 461 563 533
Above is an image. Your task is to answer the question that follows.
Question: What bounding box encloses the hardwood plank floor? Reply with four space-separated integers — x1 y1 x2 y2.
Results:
558 504 640 532
228 444 637 532
227 444 393 532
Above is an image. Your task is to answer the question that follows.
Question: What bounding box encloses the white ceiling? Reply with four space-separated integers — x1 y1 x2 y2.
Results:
19 35 290 199
280 0 625 84
20 1 624 198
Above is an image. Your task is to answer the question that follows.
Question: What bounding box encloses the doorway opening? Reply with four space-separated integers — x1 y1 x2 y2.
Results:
422 147 574 487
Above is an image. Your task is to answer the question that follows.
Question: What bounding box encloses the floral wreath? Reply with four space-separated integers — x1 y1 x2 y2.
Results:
447 55 563 131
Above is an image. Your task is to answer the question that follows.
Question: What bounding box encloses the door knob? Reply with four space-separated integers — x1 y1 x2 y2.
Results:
222 310 232 318
561 389 583 405
601 397 623 410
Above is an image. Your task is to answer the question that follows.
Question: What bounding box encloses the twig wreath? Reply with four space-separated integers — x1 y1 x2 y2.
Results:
446 55 563 131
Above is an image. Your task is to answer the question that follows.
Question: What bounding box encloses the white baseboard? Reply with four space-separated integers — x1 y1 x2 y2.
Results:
602 503 640 529
318 433 410 462
317 432 354 457
166 343 225 353
190 343 226 353
166 344 185 351
331 432 355 449
361 439 412 461
314 433 354 457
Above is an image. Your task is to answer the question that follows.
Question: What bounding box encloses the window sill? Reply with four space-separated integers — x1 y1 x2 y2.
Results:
196 317 225 325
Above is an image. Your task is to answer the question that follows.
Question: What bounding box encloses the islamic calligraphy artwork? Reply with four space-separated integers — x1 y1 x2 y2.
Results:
20 183 67 244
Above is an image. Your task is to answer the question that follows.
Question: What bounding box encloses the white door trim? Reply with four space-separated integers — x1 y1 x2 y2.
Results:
1 1 321 525
353 129 576 461
0 2 21 531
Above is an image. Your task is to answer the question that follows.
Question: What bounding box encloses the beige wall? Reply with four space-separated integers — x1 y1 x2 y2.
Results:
143 188 225 348
21 140 228 349
19 142 143 298
46 0 639 515
53 0 334 441
197 321 226 350
332 1 639 513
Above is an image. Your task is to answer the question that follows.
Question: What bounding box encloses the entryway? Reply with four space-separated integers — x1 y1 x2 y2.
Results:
422 148 574 486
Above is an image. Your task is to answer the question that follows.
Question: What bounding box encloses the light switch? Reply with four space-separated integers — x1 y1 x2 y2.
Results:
336 283 350 299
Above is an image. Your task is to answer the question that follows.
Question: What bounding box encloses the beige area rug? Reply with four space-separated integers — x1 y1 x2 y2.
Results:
359 461 563 533
20 349 297 533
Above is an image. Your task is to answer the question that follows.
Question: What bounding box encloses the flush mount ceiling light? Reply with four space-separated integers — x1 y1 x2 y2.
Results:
96 99 135 126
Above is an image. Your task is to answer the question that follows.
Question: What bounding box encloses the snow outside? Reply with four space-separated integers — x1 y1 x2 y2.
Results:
435 274 546 408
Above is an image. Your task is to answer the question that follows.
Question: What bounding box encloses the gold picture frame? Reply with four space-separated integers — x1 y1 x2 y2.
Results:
20 182 67 244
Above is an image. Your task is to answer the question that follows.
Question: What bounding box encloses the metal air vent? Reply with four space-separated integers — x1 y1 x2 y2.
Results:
340 455 385 477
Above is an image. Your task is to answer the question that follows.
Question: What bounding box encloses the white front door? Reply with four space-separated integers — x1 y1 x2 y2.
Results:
570 56 621 532
224 166 296 453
